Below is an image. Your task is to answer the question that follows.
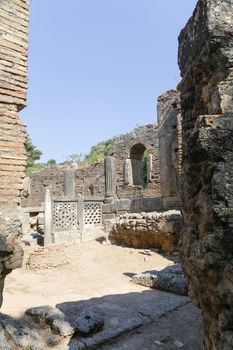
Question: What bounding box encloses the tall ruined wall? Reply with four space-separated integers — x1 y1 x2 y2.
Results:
0 0 29 307
113 124 160 199
0 0 28 204
157 90 182 209
178 0 233 348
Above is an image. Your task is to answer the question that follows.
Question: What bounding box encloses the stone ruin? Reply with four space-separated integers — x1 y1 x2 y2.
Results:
0 0 232 348
178 0 233 348
20 120 182 251
0 0 29 307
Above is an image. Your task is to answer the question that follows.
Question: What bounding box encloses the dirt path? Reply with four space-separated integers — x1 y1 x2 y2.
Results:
1 241 203 349
2 241 174 317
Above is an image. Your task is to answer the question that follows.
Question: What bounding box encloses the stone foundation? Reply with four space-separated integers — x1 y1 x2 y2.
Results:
109 210 182 252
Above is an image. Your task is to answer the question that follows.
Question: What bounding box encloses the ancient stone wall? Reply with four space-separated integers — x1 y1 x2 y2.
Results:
21 162 106 208
157 90 182 209
0 0 28 204
22 124 160 208
0 0 29 307
178 0 233 348
22 167 65 207
109 210 182 252
113 123 160 199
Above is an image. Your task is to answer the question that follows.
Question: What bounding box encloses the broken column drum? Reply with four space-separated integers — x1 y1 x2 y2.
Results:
178 0 233 348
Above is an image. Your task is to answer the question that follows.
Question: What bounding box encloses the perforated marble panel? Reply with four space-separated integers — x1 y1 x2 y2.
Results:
84 202 102 225
53 201 78 231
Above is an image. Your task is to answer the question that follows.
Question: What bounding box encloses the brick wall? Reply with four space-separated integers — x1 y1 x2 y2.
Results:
0 0 29 205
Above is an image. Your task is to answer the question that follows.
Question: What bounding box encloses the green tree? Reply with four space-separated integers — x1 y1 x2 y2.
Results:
24 133 43 169
46 159 57 167
84 139 114 163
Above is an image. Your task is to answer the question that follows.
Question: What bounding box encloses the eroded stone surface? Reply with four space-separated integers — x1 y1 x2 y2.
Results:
26 305 74 337
132 264 188 296
178 0 233 348
157 90 182 210
73 309 104 337
0 313 61 350
0 207 24 307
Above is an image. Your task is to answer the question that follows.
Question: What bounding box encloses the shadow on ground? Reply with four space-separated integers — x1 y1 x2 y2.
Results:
0 283 202 349
56 289 196 349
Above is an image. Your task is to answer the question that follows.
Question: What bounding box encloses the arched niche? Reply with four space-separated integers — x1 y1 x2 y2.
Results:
130 143 147 186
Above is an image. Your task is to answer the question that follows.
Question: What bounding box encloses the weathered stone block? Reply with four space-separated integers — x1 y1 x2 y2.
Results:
178 0 233 348
115 199 131 212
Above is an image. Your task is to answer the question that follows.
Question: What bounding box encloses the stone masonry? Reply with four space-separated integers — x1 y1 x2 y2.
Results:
178 0 233 348
0 0 28 204
21 124 160 208
113 123 160 199
0 0 29 307
157 90 182 210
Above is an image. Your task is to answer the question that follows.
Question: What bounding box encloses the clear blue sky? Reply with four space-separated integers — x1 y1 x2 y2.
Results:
21 0 197 163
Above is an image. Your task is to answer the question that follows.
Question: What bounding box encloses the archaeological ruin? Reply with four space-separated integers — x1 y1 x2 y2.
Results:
178 0 233 348
0 0 232 349
0 0 29 307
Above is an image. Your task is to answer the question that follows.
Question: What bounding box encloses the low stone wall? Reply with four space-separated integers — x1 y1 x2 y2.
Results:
108 210 182 252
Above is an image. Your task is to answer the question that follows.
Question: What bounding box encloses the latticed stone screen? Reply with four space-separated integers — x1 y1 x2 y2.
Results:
84 202 102 225
53 201 78 231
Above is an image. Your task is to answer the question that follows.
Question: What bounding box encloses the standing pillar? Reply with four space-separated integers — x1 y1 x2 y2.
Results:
147 154 153 183
77 193 84 233
104 156 116 202
44 185 53 246
124 159 133 186
64 170 75 198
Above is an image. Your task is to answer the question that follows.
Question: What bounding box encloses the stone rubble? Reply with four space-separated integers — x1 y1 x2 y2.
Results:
132 264 188 296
